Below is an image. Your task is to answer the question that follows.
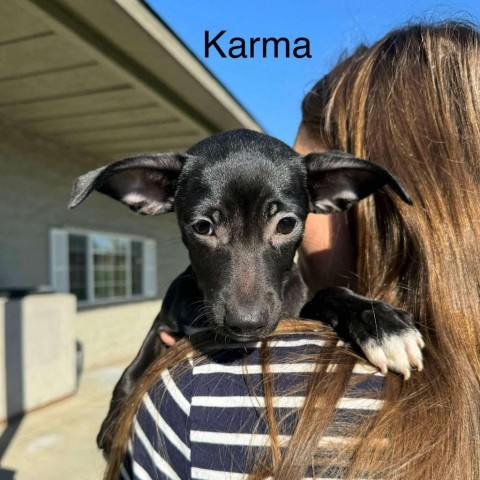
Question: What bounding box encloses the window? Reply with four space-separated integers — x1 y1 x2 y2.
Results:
92 234 129 299
50 228 157 304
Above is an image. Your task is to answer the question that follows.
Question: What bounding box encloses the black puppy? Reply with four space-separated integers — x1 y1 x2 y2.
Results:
69 129 424 455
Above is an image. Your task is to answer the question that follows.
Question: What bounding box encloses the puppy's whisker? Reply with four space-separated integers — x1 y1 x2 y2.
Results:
155 237 184 248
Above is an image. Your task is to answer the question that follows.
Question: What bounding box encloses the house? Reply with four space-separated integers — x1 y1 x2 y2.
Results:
0 0 261 417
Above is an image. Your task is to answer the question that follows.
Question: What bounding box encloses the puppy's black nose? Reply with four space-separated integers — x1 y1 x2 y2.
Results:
225 308 269 336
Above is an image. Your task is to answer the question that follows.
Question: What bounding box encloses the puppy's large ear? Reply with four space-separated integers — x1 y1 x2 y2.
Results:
304 150 412 213
68 153 186 215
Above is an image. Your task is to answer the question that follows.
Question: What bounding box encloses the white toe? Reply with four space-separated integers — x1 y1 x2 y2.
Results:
361 329 425 379
362 339 389 375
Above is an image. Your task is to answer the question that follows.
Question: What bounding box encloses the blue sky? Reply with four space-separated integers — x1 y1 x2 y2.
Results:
148 0 480 145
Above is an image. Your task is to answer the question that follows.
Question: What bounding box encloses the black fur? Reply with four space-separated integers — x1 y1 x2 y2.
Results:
300 287 416 350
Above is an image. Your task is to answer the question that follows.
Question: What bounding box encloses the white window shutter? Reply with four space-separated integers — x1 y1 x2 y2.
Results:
143 239 157 297
49 228 69 293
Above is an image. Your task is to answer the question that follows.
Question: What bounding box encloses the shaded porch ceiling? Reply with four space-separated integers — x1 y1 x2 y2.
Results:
0 0 261 160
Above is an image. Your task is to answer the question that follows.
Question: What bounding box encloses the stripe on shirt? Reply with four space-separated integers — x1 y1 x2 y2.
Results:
120 464 133 480
193 362 381 376
193 362 316 375
133 418 181 480
143 393 191 460
191 468 359 480
131 462 153 480
191 466 254 479
191 430 370 448
160 369 191 415
191 395 383 410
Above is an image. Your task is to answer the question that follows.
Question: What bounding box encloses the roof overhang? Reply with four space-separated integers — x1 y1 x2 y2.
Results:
0 0 262 159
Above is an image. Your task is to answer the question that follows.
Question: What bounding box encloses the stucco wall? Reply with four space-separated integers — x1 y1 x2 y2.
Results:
0 293 76 422
77 299 162 369
0 119 189 369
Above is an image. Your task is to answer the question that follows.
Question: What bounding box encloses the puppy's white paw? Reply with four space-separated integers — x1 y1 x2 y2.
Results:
361 329 425 380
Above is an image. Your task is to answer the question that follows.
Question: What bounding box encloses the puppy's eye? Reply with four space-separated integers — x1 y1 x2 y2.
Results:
276 217 297 234
192 220 214 236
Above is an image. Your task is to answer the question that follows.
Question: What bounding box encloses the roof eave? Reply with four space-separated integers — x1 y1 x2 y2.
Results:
41 0 263 134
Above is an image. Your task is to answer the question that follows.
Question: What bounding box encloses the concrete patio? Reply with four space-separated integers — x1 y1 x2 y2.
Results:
0 362 124 480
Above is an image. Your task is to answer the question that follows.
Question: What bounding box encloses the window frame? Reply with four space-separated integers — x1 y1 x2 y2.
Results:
51 227 157 307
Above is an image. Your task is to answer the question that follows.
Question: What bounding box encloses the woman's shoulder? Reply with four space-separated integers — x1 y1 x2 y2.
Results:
148 331 385 406
127 332 385 478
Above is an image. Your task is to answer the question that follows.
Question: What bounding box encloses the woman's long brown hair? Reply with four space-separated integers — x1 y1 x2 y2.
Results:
106 21 480 479
301 20 480 478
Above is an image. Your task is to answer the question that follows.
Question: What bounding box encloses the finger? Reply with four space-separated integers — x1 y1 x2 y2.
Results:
160 331 179 346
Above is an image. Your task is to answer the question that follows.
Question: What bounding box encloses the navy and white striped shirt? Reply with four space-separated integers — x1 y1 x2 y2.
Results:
121 332 385 480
